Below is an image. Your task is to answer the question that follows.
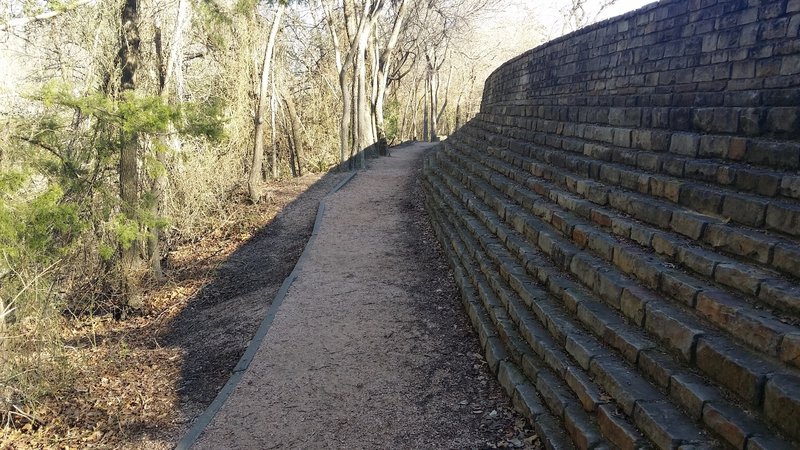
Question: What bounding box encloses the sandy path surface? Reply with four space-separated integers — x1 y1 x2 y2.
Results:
192 143 533 449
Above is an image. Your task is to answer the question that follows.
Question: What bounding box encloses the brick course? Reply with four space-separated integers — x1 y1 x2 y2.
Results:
423 0 800 447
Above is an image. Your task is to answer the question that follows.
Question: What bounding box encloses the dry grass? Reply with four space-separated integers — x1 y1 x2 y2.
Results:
0 174 326 449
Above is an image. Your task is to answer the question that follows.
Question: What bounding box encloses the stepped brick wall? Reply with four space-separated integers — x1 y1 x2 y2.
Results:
422 0 800 448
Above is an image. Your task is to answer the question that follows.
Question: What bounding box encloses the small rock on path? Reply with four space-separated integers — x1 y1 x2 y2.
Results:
193 142 536 449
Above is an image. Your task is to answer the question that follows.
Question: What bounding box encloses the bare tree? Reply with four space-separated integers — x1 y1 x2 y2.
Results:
372 0 408 154
149 0 192 279
249 2 285 203
323 0 384 170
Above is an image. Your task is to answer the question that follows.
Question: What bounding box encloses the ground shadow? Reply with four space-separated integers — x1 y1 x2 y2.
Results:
158 169 349 416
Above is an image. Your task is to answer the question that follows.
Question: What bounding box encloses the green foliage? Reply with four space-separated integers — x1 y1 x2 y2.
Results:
112 214 139 251
4 82 225 272
178 99 226 141
0 181 83 264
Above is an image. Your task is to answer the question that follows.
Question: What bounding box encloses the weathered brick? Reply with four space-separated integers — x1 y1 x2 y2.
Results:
698 135 730 158
595 269 625 307
644 305 703 361
512 382 547 420
765 203 800 236
670 210 709 239
739 108 766 136
652 232 681 257
629 224 655 248
677 246 720 277
699 290 789 355
649 176 682 202
659 270 702 306
721 194 768 227
661 158 686 177
565 332 608 371
669 373 721 421
586 233 616 261
702 401 766 450
712 264 762 296
620 285 653 326
734 169 782 197
766 107 800 134
536 371 574 417
590 357 661 415
745 140 800 169
633 401 706 449
780 175 800 198
763 375 800 441
779 333 800 368
630 198 673 228
485 336 508 374
596 404 644 450
746 434 797 450
534 413 574 450
684 159 718 181
670 132 700 156
605 323 655 364
498 360 528 397
563 404 604 450
678 185 723 214
759 280 800 319
564 365 604 412
703 224 773 264
695 337 768 406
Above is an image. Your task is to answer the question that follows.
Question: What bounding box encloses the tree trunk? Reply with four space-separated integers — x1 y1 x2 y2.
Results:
270 75 278 179
326 0 383 170
422 75 429 141
436 65 452 135
410 76 420 140
369 26 379 149
281 87 304 177
248 3 284 203
118 0 143 309
429 69 438 141
355 29 372 168
148 0 190 280
373 0 407 155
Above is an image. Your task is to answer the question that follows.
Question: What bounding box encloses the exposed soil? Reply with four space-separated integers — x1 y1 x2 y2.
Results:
193 143 538 449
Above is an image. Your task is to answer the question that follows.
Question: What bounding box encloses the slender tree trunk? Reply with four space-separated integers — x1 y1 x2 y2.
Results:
410 76 420 140
422 75 429 141
369 27 379 148
373 0 407 154
281 87 304 177
248 3 284 203
455 99 462 131
326 0 383 170
355 30 372 168
429 69 438 141
270 75 278 179
118 0 143 309
148 0 190 280
436 65 452 135
339 69 353 169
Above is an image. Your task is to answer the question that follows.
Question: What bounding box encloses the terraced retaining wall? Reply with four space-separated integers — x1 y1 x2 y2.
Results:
422 0 800 448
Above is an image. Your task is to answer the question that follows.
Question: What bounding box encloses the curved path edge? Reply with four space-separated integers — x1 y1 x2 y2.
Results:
174 170 358 450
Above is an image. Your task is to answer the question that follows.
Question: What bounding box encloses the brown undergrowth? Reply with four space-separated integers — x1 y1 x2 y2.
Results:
0 174 326 449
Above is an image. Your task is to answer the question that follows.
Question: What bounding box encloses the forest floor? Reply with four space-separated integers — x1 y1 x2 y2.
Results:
2 143 536 449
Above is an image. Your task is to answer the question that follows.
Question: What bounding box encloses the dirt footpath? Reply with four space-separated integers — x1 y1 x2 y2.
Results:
191 143 536 449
